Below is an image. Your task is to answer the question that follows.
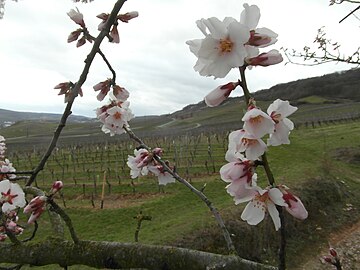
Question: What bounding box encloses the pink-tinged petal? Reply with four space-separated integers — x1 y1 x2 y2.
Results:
242 108 275 138
267 99 297 119
67 9 85 28
98 20 107 31
240 3 260 30
112 85 129 101
76 36 86 48
110 25 120 43
158 172 175 185
220 162 244 182
226 179 257 204
267 121 292 146
246 49 283 67
204 82 238 107
241 199 266 225
96 13 109 20
118 11 139 23
285 195 308 220
267 201 281 231
67 29 82 43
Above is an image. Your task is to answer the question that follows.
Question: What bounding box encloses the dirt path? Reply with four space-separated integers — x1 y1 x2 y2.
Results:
295 219 360 269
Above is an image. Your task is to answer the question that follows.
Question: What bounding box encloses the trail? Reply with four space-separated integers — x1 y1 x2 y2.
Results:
295 219 360 270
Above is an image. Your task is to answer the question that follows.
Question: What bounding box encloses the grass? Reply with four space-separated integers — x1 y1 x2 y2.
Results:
1 120 360 269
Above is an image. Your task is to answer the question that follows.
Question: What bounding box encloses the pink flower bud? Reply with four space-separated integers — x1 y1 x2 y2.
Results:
152 148 163 156
67 29 82 43
112 85 129 101
329 247 338 258
24 196 47 224
110 25 120 43
246 49 283 67
67 8 85 28
118 11 139 23
204 82 239 107
76 36 86 48
50 181 63 194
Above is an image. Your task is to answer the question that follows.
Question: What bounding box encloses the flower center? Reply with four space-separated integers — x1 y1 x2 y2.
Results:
270 112 281 123
249 115 263 124
1 189 18 205
241 138 257 146
113 111 122 120
219 38 233 53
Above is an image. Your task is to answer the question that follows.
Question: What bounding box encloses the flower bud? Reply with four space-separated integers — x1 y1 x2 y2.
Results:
118 11 139 23
246 49 283 67
204 82 238 107
67 8 85 28
329 247 338 258
50 181 63 195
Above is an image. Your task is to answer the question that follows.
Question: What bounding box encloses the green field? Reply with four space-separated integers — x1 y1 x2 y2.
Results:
2 119 359 269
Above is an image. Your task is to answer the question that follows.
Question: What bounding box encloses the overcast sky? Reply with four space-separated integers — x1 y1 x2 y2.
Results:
0 0 359 118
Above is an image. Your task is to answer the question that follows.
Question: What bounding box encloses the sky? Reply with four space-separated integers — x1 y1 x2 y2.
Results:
0 0 359 118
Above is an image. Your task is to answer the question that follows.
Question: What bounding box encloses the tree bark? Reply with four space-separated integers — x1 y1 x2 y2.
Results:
0 239 277 270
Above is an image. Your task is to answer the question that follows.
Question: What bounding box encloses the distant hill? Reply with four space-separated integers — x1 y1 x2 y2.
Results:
0 108 92 128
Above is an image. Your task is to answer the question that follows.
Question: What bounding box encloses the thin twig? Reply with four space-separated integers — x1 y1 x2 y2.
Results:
124 126 237 254
26 0 128 187
339 5 360 23
97 49 116 84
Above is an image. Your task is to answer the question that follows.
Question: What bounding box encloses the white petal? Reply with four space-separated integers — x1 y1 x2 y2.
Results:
240 4 260 30
241 199 266 225
267 201 281 231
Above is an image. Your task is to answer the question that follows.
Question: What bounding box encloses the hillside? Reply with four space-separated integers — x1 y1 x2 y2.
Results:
1 68 359 151
0 108 92 127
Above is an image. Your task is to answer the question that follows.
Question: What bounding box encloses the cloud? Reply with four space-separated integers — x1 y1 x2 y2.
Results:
0 0 358 118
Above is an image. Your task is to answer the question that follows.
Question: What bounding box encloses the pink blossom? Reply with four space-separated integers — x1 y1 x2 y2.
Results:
127 149 151 179
242 107 274 138
67 8 85 28
23 195 47 224
204 82 239 107
0 159 16 180
93 79 112 101
112 85 129 101
267 99 297 146
246 49 283 67
186 17 250 78
148 165 176 185
227 129 267 160
0 180 26 213
118 11 139 23
54 82 82 103
241 186 287 231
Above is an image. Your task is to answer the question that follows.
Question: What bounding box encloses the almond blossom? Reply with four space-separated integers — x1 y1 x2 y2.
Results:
93 79 112 101
227 129 267 160
267 99 297 146
148 165 176 186
118 11 139 23
0 159 16 180
240 4 278 48
127 149 151 179
54 81 83 103
204 82 239 107
241 186 287 230
186 17 250 78
97 100 134 136
242 107 274 139
0 180 26 213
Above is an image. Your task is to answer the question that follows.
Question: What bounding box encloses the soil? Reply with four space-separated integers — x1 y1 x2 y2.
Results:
295 219 360 270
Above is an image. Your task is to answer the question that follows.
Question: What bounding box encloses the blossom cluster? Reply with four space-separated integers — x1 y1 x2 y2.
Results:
188 4 308 230
186 3 281 79
127 148 176 186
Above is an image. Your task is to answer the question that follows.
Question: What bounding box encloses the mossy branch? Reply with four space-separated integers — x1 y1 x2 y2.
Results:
0 239 277 270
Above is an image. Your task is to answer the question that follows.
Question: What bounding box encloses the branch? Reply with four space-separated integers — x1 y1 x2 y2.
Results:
26 0 128 187
124 126 237 254
0 239 277 270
